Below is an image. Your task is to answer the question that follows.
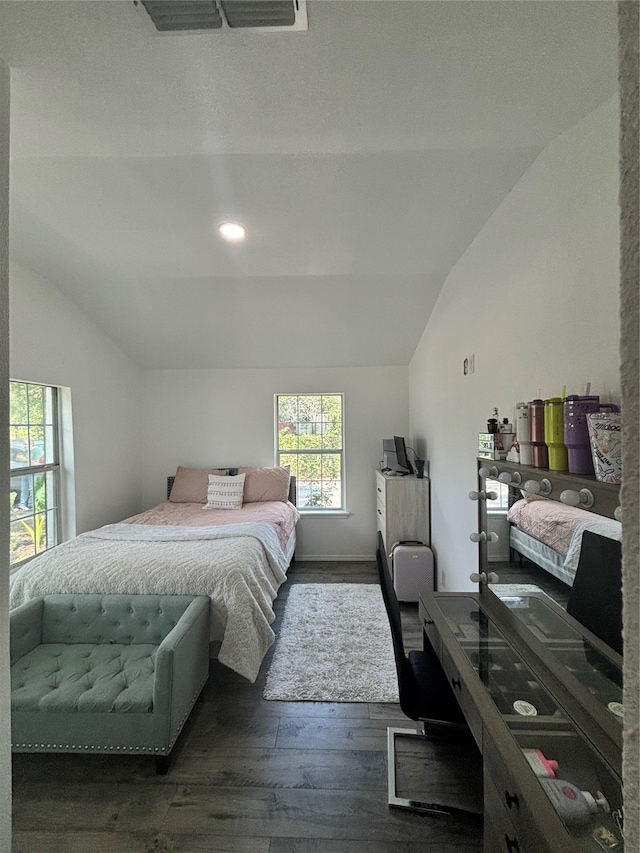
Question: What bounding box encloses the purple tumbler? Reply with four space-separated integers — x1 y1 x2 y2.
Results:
564 396 619 475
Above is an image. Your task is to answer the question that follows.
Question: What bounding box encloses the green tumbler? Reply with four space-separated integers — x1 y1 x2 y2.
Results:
544 397 569 471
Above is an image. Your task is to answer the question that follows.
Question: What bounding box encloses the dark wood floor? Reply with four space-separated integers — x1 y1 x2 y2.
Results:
11 560 488 853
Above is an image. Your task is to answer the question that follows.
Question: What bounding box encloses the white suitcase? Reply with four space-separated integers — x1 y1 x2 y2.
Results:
390 541 435 602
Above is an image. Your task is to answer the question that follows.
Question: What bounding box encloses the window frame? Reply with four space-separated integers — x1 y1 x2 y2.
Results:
275 393 346 514
9 380 62 568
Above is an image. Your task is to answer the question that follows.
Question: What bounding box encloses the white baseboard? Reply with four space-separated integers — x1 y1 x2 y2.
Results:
294 554 374 562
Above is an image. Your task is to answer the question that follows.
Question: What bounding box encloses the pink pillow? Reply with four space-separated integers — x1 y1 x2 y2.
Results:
522 492 551 503
169 466 229 503
238 466 290 503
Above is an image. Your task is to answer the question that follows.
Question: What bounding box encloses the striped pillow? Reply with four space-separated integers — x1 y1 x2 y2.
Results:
204 473 245 510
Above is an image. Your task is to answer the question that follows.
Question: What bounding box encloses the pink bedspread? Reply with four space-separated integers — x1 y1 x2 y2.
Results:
122 500 299 549
507 496 611 557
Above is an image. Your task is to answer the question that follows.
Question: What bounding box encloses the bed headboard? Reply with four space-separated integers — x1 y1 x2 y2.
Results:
167 473 297 506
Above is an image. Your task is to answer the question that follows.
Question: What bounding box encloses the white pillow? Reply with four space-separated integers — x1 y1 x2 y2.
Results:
204 473 245 510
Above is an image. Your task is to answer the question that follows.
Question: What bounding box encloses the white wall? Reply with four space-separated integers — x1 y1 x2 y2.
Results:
9 264 143 535
141 366 409 559
409 97 621 591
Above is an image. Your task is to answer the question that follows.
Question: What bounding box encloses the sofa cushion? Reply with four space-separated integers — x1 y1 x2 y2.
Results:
11 643 157 713
40 594 189 646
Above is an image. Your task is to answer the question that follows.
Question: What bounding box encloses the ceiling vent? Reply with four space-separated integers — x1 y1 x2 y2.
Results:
139 1 307 32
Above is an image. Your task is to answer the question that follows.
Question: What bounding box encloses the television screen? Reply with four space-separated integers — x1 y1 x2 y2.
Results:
393 436 414 474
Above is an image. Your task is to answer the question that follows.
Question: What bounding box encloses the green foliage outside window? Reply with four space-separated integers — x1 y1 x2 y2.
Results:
10 382 46 456
9 380 59 565
277 395 343 509
18 476 47 552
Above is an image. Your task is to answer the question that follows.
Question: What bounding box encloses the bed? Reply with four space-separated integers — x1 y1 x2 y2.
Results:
9 465 299 683
507 493 621 586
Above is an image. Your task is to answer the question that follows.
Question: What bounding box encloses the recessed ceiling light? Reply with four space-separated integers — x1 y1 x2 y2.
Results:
218 221 246 242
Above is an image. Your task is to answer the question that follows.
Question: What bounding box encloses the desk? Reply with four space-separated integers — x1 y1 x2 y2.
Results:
420 589 624 853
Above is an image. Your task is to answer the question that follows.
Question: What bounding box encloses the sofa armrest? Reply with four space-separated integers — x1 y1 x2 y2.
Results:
154 597 210 722
10 599 44 665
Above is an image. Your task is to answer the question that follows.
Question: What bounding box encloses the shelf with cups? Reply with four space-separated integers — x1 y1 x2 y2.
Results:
515 396 621 481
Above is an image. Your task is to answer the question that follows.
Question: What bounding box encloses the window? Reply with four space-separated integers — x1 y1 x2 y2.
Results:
9 381 61 566
486 478 510 512
276 394 344 511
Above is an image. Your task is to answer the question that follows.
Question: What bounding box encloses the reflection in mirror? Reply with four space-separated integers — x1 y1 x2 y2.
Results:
475 462 623 659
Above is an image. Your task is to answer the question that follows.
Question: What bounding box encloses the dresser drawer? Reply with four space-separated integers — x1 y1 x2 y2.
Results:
484 772 534 853
440 645 483 748
419 599 441 657
484 814 516 853
483 735 552 853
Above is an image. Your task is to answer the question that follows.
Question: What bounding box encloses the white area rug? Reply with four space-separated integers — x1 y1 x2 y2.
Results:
263 583 400 703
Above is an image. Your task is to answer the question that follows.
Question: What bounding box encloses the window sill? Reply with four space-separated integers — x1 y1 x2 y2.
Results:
297 509 351 518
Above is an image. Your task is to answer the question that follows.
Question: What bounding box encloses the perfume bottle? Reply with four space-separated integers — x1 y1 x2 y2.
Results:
488 407 500 434
540 778 609 826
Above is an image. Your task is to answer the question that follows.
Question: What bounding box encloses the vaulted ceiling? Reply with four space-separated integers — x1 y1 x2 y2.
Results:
0 1 618 368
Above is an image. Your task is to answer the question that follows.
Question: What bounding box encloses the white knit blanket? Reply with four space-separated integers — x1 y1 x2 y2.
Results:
9 522 289 683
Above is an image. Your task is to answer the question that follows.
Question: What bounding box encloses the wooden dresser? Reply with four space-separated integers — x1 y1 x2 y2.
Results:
375 470 430 552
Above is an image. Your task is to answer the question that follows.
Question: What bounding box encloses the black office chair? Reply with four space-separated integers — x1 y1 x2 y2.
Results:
566 531 623 656
376 533 482 817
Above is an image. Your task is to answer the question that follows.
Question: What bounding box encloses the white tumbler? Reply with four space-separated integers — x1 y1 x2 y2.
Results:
516 402 532 465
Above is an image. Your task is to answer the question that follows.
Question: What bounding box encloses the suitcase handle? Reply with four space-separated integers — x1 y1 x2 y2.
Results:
389 540 424 556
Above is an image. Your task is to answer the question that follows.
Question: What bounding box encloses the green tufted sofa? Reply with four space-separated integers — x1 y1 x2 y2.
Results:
10 593 210 773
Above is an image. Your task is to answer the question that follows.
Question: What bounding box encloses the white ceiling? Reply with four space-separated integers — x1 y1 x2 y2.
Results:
0 1 618 369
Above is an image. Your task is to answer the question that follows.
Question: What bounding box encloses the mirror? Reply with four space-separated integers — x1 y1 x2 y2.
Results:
475 460 622 629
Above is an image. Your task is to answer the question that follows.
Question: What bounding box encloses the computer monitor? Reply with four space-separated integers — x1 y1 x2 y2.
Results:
393 436 414 474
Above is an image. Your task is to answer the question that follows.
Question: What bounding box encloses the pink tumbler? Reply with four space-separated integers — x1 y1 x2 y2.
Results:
528 399 548 469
